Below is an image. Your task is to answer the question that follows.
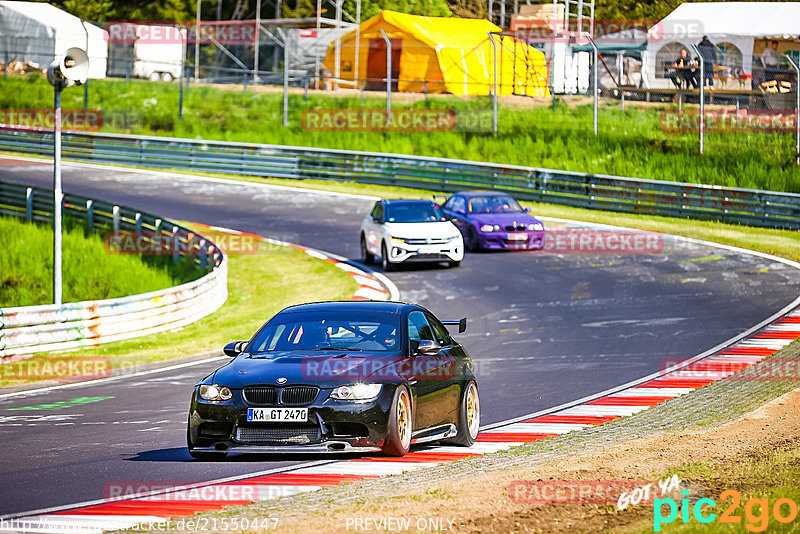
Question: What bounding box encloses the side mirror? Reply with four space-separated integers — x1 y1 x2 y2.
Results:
411 339 441 355
223 341 247 357
372 217 382 224
456 209 466 216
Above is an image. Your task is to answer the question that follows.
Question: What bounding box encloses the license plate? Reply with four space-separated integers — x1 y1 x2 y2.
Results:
507 232 528 241
247 408 308 422
416 245 440 254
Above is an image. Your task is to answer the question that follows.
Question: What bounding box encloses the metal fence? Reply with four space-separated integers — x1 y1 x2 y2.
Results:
0 180 228 359
0 125 798 229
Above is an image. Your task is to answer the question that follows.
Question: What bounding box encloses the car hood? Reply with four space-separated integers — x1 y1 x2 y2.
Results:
383 221 459 239
210 350 409 388
469 211 541 226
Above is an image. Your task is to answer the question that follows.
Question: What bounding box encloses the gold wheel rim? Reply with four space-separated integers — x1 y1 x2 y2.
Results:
397 391 410 447
466 383 479 437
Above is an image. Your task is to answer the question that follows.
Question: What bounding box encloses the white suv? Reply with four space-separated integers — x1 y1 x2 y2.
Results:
360 200 464 271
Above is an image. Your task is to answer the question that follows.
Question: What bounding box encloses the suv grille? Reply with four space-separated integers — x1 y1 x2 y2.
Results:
404 237 448 245
236 425 321 445
243 386 278 406
281 386 319 406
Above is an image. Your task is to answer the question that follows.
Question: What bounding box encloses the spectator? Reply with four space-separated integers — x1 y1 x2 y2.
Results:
671 48 697 88
760 40 780 67
697 36 718 88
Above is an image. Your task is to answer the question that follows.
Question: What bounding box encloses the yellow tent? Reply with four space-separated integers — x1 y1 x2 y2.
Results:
323 10 550 96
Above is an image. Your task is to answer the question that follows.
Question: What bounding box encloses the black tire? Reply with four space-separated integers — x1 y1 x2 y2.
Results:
442 381 480 446
187 425 227 460
382 386 412 456
381 242 395 272
449 260 461 268
467 227 481 252
361 234 374 264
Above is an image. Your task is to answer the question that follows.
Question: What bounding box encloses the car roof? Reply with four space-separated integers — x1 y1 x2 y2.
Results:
382 199 436 205
278 300 415 315
459 190 516 198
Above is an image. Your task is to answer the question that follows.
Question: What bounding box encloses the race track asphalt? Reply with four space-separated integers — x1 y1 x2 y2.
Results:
1 158 798 516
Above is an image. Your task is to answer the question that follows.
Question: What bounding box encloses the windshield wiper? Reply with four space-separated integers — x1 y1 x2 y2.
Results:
310 346 363 351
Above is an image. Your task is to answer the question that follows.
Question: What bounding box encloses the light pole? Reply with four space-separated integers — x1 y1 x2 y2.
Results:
46 47 89 305
691 44 704 154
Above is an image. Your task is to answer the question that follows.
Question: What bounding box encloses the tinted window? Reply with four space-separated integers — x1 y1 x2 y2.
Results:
468 195 524 214
248 311 399 352
407 310 435 342
445 196 466 213
426 314 451 345
370 202 384 220
385 202 443 223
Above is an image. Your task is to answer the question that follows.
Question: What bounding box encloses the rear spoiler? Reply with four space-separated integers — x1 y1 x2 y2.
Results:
442 318 467 333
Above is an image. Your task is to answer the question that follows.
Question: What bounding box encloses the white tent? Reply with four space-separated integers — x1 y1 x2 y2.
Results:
644 2 800 89
0 1 108 79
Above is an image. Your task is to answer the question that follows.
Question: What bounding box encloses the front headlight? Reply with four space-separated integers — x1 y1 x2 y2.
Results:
330 383 383 401
480 224 501 232
529 223 544 231
390 236 406 244
199 384 233 401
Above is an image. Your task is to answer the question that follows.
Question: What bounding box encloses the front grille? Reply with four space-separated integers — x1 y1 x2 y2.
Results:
281 386 319 406
404 237 448 245
243 386 278 406
505 224 527 231
235 425 321 445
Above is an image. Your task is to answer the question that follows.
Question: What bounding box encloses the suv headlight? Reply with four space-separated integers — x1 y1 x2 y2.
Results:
330 383 383 401
529 223 544 231
199 384 233 401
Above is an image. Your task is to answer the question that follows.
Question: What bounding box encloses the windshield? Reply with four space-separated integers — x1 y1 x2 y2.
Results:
468 195 524 214
247 311 400 353
385 202 443 223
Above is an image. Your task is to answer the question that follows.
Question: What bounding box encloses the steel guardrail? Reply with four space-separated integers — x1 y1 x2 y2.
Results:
0 125 799 229
0 180 227 359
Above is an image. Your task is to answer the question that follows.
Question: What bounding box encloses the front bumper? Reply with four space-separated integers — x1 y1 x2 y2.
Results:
188 385 397 454
387 239 464 263
478 230 545 250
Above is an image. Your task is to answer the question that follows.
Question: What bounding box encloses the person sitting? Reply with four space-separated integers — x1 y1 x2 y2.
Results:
671 49 697 88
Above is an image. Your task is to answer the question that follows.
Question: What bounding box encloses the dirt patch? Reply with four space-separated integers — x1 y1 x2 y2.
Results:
268 387 800 533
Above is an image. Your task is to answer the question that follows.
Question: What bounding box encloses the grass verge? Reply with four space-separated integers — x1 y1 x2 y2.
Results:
0 237 359 388
0 215 197 307
1 74 797 192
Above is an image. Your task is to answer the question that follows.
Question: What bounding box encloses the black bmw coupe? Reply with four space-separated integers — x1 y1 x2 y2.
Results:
187 301 480 459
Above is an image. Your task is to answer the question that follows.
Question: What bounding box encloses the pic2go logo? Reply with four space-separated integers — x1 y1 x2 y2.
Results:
654 489 800 532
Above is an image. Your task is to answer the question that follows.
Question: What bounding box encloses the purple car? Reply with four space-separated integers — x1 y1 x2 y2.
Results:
439 191 545 252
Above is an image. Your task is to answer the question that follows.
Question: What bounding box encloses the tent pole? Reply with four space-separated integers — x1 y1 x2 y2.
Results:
380 30 391 124
354 0 361 90
786 56 800 165
488 32 498 136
